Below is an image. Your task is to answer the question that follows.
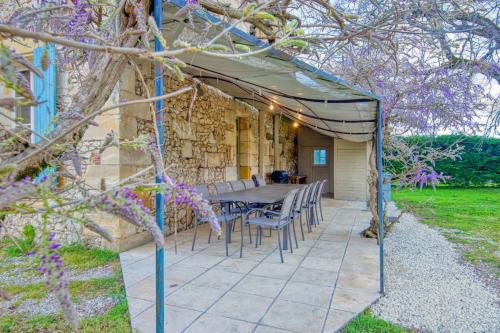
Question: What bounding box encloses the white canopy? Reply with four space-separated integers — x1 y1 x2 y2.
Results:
163 0 380 142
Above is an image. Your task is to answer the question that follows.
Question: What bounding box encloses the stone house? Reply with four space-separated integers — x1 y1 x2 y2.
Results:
1 13 379 251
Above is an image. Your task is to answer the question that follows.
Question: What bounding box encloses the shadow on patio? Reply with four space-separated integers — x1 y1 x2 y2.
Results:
120 198 380 333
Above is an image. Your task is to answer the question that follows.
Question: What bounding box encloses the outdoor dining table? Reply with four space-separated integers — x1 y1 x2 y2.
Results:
207 183 306 253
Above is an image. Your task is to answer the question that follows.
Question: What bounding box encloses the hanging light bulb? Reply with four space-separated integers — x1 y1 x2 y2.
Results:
293 122 299 128
269 103 274 110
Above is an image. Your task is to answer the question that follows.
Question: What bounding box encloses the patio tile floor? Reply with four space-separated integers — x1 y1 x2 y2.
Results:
121 199 381 333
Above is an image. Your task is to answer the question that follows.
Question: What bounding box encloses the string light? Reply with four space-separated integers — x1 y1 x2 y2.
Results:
293 122 299 128
269 104 274 110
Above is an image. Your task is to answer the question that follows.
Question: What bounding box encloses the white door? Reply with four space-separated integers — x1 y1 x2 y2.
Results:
334 139 368 201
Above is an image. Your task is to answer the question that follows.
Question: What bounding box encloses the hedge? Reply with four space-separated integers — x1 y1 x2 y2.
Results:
389 135 500 186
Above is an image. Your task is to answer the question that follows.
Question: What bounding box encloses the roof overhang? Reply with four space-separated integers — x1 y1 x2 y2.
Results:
162 0 380 142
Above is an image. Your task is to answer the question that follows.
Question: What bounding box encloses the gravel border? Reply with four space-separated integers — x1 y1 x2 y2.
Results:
372 203 500 333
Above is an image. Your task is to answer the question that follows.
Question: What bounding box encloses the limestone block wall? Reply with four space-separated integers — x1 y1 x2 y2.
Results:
1 62 298 251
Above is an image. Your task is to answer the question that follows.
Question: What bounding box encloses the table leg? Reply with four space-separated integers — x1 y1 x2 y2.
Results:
225 202 231 243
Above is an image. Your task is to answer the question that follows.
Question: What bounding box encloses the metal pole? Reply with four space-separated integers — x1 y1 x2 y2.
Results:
153 0 165 332
376 100 384 295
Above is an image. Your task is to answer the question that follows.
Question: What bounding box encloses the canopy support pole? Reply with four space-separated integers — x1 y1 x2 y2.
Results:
376 100 385 295
154 0 165 332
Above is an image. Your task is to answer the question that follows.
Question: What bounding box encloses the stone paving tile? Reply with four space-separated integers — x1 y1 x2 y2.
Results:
122 269 152 288
308 246 345 259
262 253 304 266
164 264 207 283
279 281 333 308
127 297 153 318
208 290 274 322
131 304 201 333
331 287 380 313
250 262 297 280
323 309 356 333
165 284 227 311
184 313 255 333
291 267 338 287
300 256 342 273
179 252 226 269
122 200 381 333
261 299 328 333
126 275 182 301
254 325 295 333
213 257 259 274
190 268 244 290
337 271 380 293
233 275 287 298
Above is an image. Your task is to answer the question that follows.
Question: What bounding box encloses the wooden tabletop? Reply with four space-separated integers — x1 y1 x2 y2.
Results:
207 184 304 204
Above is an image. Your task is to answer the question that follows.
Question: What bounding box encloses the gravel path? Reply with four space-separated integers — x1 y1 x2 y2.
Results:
15 295 117 318
372 204 500 333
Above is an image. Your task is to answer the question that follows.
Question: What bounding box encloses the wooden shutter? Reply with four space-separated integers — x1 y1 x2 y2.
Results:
32 44 56 143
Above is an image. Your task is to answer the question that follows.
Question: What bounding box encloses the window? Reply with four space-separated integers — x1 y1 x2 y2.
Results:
313 149 327 165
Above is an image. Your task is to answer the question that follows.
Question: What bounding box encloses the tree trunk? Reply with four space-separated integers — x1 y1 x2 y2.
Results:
363 139 379 238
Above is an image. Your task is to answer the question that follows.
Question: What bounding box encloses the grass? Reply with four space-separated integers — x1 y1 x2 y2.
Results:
0 300 130 333
0 243 131 333
392 187 500 275
341 310 410 333
58 244 119 270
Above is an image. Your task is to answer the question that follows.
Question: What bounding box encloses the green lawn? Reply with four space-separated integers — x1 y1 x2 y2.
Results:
341 310 410 333
392 187 500 276
0 244 131 333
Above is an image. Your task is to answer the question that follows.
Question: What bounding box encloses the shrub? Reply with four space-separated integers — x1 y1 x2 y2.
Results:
390 135 499 186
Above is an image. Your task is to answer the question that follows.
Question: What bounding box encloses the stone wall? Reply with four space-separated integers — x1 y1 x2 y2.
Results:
1 61 298 251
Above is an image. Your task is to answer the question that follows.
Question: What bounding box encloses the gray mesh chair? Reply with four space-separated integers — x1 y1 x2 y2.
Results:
229 180 245 191
292 186 307 242
252 174 266 187
312 180 327 223
309 181 321 227
303 182 319 231
214 181 232 194
242 189 299 263
242 180 255 189
191 184 239 255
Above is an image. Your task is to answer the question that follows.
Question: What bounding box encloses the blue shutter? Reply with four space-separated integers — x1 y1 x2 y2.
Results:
32 43 56 144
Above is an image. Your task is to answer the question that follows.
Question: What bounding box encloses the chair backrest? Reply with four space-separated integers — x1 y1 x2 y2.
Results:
252 174 266 187
307 181 319 205
294 186 306 212
214 181 232 195
229 180 245 191
280 189 299 220
315 180 327 202
301 183 312 208
242 180 255 189
193 184 210 199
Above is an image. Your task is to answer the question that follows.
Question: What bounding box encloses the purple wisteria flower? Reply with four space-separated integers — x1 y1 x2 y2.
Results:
35 234 79 330
162 176 221 235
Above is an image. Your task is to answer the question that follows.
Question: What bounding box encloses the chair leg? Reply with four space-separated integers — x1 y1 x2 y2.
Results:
287 226 293 253
315 204 320 225
208 228 212 244
319 199 324 221
299 213 305 241
260 227 263 245
269 228 272 237
248 224 252 244
306 207 312 232
240 219 244 258
255 226 259 248
277 228 284 263
292 219 299 248
191 220 198 251
225 222 229 257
